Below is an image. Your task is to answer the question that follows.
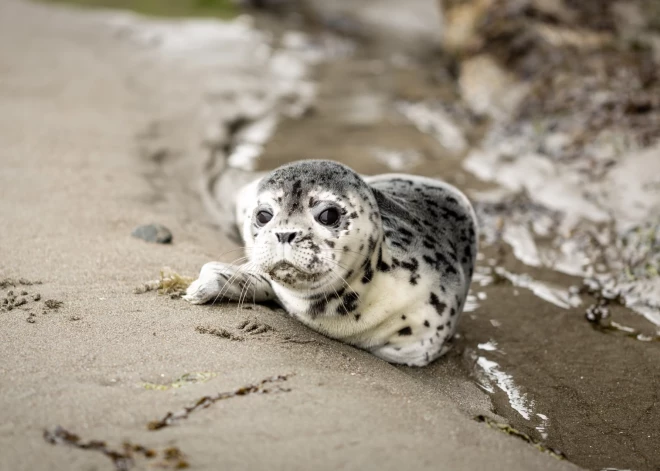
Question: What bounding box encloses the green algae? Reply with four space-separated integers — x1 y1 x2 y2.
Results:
142 372 217 391
40 0 238 19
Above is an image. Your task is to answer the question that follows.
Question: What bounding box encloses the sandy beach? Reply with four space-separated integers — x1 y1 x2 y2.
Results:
4 0 660 469
0 0 582 469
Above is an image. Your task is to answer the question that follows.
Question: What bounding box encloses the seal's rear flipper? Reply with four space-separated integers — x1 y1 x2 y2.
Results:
200 147 266 244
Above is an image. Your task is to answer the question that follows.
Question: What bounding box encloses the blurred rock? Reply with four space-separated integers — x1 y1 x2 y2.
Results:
302 0 443 52
131 224 173 244
459 54 529 119
442 0 492 54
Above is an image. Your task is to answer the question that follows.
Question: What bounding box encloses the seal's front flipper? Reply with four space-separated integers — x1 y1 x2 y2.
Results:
183 261 275 305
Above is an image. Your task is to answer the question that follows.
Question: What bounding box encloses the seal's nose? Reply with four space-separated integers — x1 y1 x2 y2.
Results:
275 231 298 244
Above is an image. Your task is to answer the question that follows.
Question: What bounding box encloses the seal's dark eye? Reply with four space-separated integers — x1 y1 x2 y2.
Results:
317 208 340 226
256 210 273 226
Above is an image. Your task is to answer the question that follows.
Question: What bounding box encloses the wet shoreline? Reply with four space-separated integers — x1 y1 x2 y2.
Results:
247 5 660 468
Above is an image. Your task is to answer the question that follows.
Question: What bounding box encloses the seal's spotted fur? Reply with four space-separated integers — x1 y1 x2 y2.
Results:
185 160 478 366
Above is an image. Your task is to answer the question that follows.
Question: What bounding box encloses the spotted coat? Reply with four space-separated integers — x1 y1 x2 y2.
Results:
184 160 478 367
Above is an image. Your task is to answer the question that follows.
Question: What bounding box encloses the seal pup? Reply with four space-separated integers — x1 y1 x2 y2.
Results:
184 160 478 366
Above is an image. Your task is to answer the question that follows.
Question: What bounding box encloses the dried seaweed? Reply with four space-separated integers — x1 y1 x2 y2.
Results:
195 325 244 341
43 426 188 470
585 300 660 342
475 415 566 459
134 268 193 297
281 336 316 344
147 375 292 431
44 300 64 309
0 278 42 289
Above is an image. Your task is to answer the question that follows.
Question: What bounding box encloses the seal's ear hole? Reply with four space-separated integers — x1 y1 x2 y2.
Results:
316 208 340 226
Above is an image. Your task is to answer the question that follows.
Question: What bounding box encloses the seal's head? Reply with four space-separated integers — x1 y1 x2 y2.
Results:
248 160 380 292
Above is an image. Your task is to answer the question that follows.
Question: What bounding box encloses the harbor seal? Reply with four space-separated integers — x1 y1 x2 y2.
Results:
184 160 478 366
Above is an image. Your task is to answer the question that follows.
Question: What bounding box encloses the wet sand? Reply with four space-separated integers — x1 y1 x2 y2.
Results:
0 1 581 470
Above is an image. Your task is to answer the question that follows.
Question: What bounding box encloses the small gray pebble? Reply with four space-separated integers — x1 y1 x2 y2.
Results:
131 223 173 244
20 291 28 296
14 297 27 307
33 294 41 301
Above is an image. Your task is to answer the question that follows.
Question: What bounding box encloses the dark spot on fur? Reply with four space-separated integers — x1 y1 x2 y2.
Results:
377 247 390 272
400 258 418 272
398 326 412 336
362 263 373 284
337 292 360 315
367 236 376 253
308 298 328 317
424 320 430 327
429 293 447 316
441 207 467 222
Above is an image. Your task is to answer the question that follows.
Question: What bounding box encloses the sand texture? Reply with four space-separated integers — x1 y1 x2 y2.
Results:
0 1 582 470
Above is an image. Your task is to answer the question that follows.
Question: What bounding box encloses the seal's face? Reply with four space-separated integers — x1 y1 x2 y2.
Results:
248 161 380 292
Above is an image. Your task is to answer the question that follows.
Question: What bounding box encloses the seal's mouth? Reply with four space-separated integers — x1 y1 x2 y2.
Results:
267 261 324 286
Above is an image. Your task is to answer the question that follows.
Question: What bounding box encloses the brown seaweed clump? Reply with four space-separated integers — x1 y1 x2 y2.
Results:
134 267 193 298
